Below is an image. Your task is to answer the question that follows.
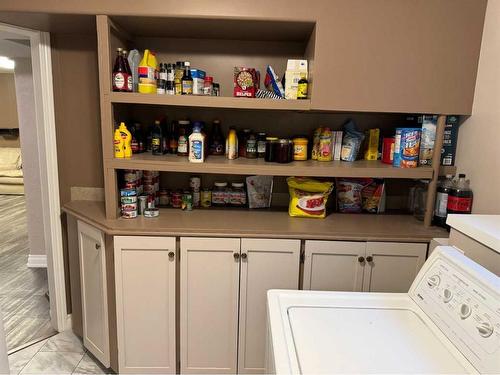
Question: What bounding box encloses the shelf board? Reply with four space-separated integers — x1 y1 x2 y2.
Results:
107 154 434 179
63 201 448 242
109 92 311 111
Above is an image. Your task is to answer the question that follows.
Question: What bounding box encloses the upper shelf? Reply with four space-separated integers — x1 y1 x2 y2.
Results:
109 92 311 111
107 154 434 179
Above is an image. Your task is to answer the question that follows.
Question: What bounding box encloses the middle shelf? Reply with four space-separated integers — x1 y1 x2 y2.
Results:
107 154 435 179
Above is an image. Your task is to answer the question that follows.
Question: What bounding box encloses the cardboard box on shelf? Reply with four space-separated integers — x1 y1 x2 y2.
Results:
284 59 308 100
441 115 459 166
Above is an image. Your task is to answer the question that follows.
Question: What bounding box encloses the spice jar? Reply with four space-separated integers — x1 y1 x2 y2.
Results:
171 190 182 208
257 132 267 158
265 137 278 162
203 76 213 96
212 182 228 206
246 132 257 159
230 182 246 207
292 137 308 161
277 139 293 163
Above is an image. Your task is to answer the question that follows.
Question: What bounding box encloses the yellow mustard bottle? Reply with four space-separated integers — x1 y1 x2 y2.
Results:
114 128 125 158
138 49 158 94
118 122 132 158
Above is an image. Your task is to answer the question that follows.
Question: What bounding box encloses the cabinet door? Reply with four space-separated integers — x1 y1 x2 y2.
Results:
114 236 176 374
77 220 110 368
363 242 427 292
238 239 300 374
180 237 240 374
303 241 365 292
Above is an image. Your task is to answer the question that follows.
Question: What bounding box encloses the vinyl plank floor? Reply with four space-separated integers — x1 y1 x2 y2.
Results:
0 195 56 350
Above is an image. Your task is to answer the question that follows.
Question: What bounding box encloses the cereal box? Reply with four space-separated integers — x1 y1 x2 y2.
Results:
400 128 421 168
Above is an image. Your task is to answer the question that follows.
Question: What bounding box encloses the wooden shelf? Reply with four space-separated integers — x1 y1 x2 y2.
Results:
109 92 311 111
107 154 434 179
63 200 448 242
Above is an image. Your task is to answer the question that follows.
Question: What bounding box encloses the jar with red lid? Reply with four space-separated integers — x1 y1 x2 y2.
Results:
203 76 213 95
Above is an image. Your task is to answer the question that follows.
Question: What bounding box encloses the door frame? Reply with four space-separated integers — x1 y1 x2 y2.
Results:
0 22 68 331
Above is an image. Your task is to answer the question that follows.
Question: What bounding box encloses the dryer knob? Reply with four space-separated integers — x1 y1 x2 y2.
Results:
476 321 494 338
443 289 453 303
460 304 472 320
427 275 441 288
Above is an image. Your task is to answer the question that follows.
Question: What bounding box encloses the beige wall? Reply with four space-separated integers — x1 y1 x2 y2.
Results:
14 57 47 256
455 0 500 214
0 73 19 129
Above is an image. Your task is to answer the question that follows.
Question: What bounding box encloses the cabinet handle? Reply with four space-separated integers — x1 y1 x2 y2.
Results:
233 252 240 260
241 253 248 260
358 256 365 263
366 256 373 263
95 243 101 250
168 251 175 259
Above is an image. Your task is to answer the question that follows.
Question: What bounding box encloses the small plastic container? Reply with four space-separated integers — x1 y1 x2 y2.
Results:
292 137 308 161
212 182 228 206
230 182 246 207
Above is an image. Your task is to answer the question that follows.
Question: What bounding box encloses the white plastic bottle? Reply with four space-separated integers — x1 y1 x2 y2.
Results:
188 123 205 163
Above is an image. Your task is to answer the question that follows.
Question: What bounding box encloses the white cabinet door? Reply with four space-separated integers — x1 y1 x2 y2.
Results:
303 240 365 292
238 239 300 374
180 237 241 374
363 242 427 292
77 220 110 368
114 236 176 374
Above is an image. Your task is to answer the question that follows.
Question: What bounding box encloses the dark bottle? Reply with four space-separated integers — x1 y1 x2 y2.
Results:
166 63 175 95
433 174 453 228
246 132 257 159
297 77 308 99
151 120 163 155
168 121 178 154
209 120 225 155
112 47 128 92
257 132 267 158
130 123 139 154
181 61 193 95
447 174 473 215
177 120 190 156
239 129 251 158
160 118 169 154
121 49 133 92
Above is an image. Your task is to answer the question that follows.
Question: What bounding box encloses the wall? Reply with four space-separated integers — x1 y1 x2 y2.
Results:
455 0 500 214
0 73 19 129
51 34 103 204
13 58 46 257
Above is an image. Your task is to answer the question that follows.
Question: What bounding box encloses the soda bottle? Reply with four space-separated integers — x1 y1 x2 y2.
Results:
447 173 473 215
433 174 453 228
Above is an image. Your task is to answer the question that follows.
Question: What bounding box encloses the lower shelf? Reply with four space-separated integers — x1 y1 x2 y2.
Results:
63 200 448 242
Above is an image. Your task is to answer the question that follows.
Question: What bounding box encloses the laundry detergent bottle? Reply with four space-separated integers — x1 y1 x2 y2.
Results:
114 128 125 158
138 49 158 94
119 122 132 158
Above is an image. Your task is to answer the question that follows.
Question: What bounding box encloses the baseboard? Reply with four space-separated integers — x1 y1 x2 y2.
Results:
27 254 48 268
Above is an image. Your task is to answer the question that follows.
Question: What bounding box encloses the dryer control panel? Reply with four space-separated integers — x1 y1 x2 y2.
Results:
410 246 500 374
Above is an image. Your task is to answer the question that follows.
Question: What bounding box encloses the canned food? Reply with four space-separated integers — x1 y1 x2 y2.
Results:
123 171 137 182
120 188 136 197
159 189 170 206
201 189 212 207
138 195 147 215
189 176 201 190
124 181 137 189
192 190 200 207
182 191 193 211
171 191 182 208
120 195 137 204
121 202 137 211
121 210 137 219
144 208 160 218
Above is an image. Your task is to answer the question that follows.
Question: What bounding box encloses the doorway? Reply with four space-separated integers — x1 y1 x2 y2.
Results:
0 22 68 356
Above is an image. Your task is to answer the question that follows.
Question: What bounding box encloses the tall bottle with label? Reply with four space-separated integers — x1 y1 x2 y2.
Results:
177 120 190 156
433 174 454 228
182 61 193 95
151 120 163 155
114 128 125 158
112 48 129 92
118 122 132 158
209 120 225 155
189 123 205 163
447 174 473 215
226 127 238 160
121 49 133 92
174 61 184 95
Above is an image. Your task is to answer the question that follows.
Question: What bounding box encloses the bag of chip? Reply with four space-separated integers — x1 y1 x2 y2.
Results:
287 177 334 218
336 178 367 213
361 179 386 213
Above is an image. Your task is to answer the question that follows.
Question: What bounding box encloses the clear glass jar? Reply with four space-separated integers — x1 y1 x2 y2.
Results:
230 182 246 207
413 180 429 221
212 182 228 206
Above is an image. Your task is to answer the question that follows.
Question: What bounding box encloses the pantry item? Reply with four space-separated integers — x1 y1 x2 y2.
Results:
441 115 459 166
177 120 189 156
297 77 308 99
340 120 365 162
188 122 205 162
120 195 137 204
138 195 147 215
182 191 193 211
447 173 473 215
284 59 308 99
264 137 278 162
234 67 258 98
189 176 201 190
151 120 163 155
333 131 343 161
287 177 333 219
434 174 454 228
121 210 137 219
293 137 308 161
264 65 285 97
181 61 193 95
114 128 125 158
118 122 132 158
364 128 380 160
413 180 429 221
201 188 212 207
361 179 385 213
255 89 284 99
238 129 251 157
190 68 205 95
144 208 159 218
246 132 257 159
276 139 293 163
399 128 421 168
121 50 133 92
213 83 220 96
226 127 238 160
382 137 395 164
229 182 247 207
393 128 403 167
171 191 182 208
127 49 141 92
257 132 267 158
337 178 365 213
159 189 169 206
174 61 184 95
212 182 228 206
419 115 437 165
318 128 333 161
311 128 322 160
138 49 158 94
203 76 214 95
112 48 129 92
246 175 273 209
166 63 175 95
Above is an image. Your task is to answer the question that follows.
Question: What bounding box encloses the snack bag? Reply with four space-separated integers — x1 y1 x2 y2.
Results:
361 179 386 213
246 175 273 208
336 178 366 213
287 177 334 218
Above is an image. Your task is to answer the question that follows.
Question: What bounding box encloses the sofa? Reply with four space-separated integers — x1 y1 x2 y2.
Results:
0 147 24 195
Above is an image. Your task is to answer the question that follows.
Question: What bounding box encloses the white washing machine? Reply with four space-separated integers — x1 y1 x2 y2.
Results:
267 246 500 374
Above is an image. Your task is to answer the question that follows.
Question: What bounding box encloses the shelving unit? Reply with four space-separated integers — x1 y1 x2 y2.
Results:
96 14 451 230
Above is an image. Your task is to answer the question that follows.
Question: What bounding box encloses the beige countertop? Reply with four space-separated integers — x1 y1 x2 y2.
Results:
63 200 448 243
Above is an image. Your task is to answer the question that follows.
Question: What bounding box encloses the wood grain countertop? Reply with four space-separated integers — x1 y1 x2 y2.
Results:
62 200 448 243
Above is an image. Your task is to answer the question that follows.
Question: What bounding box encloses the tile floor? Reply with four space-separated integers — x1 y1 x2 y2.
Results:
8 330 109 374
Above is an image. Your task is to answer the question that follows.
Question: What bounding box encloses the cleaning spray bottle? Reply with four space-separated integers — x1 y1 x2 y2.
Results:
119 122 132 158
114 128 125 158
